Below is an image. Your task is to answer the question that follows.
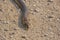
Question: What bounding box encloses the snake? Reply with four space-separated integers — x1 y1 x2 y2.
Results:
14 0 29 30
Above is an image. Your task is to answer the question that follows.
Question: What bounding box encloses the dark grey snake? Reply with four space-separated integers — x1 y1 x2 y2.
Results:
14 0 29 30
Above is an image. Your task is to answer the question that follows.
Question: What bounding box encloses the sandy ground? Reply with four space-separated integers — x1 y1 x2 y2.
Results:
0 0 60 40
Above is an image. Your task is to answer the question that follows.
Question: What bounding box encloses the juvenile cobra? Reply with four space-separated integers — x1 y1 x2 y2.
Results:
14 0 29 30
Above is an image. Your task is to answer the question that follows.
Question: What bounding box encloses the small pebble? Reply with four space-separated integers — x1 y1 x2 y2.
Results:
47 0 53 2
21 36 26 38
9 32 15 35
48 16 53 18
0 9 3 12
10 9 13 12
4 29 8 31
13 28 17 30
34 9 39 13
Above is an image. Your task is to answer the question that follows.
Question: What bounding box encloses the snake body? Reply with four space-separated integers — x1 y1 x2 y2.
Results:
14 0 29 30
